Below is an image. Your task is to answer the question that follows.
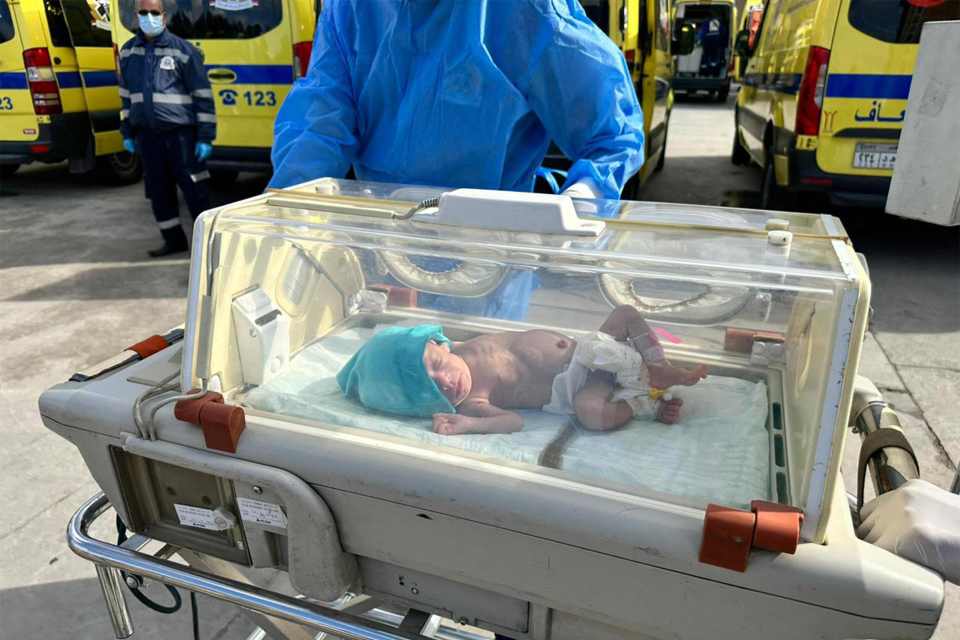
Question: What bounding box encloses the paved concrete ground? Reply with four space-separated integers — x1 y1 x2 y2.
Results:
1 92 958 639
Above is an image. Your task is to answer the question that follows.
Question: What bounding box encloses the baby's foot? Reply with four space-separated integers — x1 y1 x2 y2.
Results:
648 362 708 389
656 397 684 424
432 413 477 435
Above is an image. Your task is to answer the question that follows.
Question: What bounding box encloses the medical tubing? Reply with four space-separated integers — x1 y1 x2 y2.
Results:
116 515 183 615
395 197 441 220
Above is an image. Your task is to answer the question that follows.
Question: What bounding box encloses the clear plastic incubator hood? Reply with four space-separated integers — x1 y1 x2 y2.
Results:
40 179 944 640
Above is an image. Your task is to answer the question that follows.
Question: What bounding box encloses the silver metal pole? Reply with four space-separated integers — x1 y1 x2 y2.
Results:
94 564 134 639
68 494 427 640
851 377 920 499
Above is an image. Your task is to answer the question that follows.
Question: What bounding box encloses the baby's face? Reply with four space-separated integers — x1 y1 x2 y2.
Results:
423 341 472 407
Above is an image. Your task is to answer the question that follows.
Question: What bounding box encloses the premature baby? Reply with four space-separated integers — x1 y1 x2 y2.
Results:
337 305 707 435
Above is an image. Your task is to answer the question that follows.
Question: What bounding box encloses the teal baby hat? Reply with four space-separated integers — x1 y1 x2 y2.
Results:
337 324 456 418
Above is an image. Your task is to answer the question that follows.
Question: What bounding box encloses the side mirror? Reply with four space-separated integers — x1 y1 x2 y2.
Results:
672 23 696 56
735 29 752 57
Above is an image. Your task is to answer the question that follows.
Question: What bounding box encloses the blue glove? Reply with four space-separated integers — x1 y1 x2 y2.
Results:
195 142 212 162
122 138 136 154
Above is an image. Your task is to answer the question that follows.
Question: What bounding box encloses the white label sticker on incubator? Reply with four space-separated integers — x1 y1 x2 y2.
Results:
174 504 222 531
237 497 288 529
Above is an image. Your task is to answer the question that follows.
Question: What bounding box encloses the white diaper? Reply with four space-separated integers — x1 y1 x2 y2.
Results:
542 332 660 418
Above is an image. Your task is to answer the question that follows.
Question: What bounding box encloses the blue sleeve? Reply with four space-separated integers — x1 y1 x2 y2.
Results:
520 0 645 199
268 5 358 189
118 54 133 140
182 44 216 143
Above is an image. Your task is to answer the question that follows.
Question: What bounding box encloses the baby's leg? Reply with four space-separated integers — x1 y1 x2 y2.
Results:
573 372 633 431
648 362 709 388
601 305 708 387
599 305 655 342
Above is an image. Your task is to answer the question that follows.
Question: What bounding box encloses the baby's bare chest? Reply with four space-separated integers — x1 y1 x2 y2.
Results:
464 333 575 409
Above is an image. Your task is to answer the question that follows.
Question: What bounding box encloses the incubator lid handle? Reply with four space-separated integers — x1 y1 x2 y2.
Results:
421 189 605 236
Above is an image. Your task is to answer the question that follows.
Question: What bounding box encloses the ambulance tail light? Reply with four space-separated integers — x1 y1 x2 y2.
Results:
796 46 830 136
23 48 62 115
293 41 313 79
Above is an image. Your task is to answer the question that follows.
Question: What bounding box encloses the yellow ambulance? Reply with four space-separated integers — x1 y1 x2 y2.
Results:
0 0 139 181
110 0 317 183
733 0 959 209
546 0 694 197
672 0 737 101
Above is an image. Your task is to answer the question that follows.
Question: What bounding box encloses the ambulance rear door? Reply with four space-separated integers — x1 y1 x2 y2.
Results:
817 0 960 179
0 0 38 152
57 0 122 156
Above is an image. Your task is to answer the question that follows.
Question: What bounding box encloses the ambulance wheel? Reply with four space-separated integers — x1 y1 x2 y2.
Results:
210 169 239 187
761 152 791 210
654 122 668 172
731 130 750 166
1 163 20 178
97 151 142 185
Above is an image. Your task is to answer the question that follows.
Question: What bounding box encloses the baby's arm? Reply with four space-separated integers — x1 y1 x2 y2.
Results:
433 399 523 435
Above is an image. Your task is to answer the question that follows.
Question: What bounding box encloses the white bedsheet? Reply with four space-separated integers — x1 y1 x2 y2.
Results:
241 327 771 507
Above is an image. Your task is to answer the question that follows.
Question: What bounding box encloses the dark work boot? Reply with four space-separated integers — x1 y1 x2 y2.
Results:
148 225 189 258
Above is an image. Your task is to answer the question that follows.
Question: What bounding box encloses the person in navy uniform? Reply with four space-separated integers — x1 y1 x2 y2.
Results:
118 0 216 257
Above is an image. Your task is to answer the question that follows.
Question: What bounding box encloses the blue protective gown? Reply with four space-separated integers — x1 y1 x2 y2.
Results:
269 0 644 198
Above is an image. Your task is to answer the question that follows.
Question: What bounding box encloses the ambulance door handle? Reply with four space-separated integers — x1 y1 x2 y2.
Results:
207 68 237 84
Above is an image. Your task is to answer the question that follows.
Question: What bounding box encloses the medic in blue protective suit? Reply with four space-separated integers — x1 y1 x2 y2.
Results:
269 0 645 318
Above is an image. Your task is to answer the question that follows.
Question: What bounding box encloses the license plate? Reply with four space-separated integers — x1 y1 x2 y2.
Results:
853 143 897 170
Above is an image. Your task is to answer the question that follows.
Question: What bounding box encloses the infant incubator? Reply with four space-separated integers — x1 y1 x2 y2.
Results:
41 179 943 639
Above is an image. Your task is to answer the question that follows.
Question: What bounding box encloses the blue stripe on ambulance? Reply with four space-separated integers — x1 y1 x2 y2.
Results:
0 72 27 89
825 74 912 100
56 71 82 88
82 71 119 87
205 64 294 85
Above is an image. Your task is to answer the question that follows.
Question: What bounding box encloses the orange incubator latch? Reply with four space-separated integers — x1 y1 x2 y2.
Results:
174 390 246 454
699 500 804 572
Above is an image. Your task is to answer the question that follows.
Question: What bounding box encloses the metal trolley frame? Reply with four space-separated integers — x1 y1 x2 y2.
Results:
70 493 452 640
67 377 959 640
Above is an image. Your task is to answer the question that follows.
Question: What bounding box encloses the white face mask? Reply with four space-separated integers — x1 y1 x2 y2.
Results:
138 13 165 37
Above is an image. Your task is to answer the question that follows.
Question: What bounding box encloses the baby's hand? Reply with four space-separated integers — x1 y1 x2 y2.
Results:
432 413 477 435
656 397 683 425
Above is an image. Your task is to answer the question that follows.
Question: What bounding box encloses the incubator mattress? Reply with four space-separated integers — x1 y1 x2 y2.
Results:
241 328 771 507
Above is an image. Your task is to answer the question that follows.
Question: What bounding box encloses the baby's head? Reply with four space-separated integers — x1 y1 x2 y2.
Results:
337 324 472 418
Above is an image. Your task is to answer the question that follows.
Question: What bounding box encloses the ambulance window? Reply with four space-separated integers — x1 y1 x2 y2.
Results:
42 0 73 48
119 0 283 40
0 1 14 45
849 0 960 44
61 0 111 47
